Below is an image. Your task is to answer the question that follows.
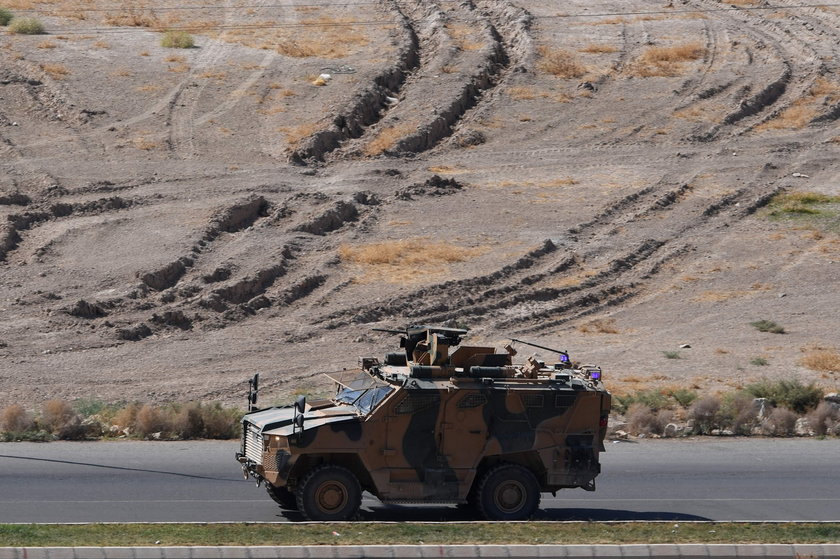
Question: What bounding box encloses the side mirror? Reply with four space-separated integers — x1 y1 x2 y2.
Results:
293 395 306 437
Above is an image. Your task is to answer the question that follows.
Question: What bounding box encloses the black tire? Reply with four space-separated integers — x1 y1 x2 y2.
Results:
476 464 540 521
266 484 298 510
296 465 361 521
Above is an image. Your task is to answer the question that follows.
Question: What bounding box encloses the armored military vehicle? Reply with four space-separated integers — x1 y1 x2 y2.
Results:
236 326 611 521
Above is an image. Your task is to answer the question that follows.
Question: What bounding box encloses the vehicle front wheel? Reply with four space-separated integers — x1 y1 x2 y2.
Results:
266 484 298 510
296 465 361 521
477 464 540 521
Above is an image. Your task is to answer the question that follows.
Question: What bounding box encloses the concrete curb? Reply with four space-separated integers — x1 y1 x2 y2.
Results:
2 545 840 559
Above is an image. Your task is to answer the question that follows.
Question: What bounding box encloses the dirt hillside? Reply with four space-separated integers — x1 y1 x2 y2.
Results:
1 0 839 408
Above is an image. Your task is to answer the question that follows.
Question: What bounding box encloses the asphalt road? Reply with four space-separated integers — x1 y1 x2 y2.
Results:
1 438 838 523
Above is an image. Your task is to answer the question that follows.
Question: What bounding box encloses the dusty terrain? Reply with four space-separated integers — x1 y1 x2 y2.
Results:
1 0 839 409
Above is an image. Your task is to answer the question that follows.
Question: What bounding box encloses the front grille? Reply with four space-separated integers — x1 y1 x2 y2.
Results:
244 422 263 465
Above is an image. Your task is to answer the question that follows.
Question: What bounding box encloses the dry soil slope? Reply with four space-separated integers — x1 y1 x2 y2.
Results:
0 0 838 407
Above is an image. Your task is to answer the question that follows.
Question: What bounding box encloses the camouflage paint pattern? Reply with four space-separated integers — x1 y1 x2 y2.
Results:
237 327 611 507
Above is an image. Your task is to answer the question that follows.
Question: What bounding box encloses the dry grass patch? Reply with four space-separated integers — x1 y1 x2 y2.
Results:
111 68 132 77
132 136 160 150
628 42 706 77
37 40 56 49
219 16 370 59
93 40 110 49
198 70 227 81
578 318 619 334
446 23 484 51
137 83 162 93
537 46 588 78
40 63 69 79
363 122 417 156
340 238 488 284
757 78 840 130
103 9 160 28
801 349 840 372
579 44 619 54
278 123 320 149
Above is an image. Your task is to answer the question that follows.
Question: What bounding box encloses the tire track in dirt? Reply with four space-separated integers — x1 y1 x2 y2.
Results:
288 0 420 163
684 0 821 138
317 157 788 334
111 191 380 340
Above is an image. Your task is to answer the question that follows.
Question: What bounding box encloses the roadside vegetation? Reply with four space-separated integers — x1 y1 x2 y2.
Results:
2 378 837 442
611 378 839 438
0 399 242 442
1 522 839 546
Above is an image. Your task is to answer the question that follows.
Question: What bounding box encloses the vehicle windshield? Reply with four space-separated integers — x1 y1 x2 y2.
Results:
333 374 393 416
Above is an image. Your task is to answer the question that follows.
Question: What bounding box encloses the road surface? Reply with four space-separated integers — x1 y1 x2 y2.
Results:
1 438 838 523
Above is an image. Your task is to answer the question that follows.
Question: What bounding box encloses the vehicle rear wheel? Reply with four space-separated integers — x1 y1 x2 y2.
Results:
296 465 361 521
266 484 298 510
477 464 540 521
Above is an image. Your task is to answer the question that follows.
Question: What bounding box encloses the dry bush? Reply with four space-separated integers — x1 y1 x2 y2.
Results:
41 399 86 438
363 122 417 156
579 44 618 54
2 404 35 433
688 395 720 434
720 391 758 435
578 318 619 334
626 403 673 435
537 46 587 79
801 349 840 372
171 402 241 439
40 63 69 79
135 404 167 437
103 9 159 28
628 43 705 77
761 407 797 436
112 402 140 432
806 402 840 436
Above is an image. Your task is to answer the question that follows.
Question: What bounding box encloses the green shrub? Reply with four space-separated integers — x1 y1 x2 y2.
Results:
750 319 785 334
745 378 822 414
665 387 698 408
750 356 769 366
613 389 670 414
662 350 682 359
0 8 13 26
160 30 194 48
8 17 45 34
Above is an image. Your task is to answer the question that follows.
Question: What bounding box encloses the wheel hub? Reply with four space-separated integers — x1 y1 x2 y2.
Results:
317 482 348 512
495 481 525 513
